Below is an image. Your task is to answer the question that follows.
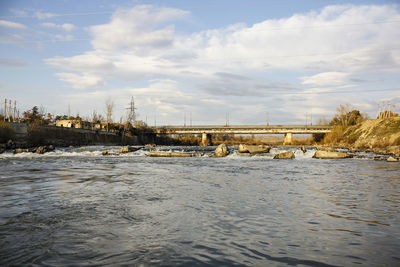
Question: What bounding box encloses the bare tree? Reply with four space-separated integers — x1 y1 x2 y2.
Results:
331 104 365 127
317 117 329 125
105 98 114 131
39 105 46 118
92 110 100 123
336 104 353 127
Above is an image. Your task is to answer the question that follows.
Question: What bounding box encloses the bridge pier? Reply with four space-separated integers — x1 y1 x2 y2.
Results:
283 133 293 145
201 133 212 146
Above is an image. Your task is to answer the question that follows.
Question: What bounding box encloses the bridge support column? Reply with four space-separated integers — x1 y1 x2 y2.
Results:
283 133 293 145
201 133 212 146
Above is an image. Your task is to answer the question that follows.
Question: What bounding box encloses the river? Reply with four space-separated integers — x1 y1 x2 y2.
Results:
0 146 399 266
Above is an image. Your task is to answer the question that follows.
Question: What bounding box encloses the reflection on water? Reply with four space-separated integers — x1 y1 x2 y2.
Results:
0 146 399 266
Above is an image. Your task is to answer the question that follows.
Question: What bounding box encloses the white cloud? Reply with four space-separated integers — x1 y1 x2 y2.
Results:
41 22 76 31
56 72 105 90
90 5 189 52
301 72 349 87
45 4 400 123
0 20 27 30
62 23 75 31
35 12 57 19
48 4 400 84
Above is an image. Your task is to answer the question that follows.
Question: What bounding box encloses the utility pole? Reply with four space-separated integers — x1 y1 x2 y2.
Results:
8 100 12 121
190 112 192 127
184 112 186 127
305 113 308 126
13 100 16 122
126 96 136 125
377 103 381 118
310 113 312 126
4 99 7 121
266 112 269 126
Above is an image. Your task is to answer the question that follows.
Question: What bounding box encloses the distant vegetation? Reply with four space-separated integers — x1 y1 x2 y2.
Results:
321 104 368 145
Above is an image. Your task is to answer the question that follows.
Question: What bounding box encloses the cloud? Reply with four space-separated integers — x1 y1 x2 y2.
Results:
0 58 27 67
48 4 400 86
45 4 400 124
56 72 106 90
0 34 25 45
35 11 57 19
89 5 189 52
301 72 349 87
41 22 76 31
198 72 297 96
0 20 27 30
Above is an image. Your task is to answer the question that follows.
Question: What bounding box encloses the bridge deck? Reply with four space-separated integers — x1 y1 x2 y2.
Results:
153 125 332 134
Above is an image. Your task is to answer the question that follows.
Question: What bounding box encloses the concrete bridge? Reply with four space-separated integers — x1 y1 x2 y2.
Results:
153 125 332 145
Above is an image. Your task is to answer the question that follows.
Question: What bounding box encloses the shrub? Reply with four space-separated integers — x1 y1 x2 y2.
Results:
322 126 345 144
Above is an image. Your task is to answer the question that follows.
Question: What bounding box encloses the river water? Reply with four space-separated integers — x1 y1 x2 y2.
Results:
0 146 399 266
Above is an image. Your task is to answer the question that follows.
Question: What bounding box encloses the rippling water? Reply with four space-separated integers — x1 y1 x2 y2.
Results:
1 146 399 266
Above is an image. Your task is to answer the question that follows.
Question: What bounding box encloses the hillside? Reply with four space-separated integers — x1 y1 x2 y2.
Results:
341 117 400 155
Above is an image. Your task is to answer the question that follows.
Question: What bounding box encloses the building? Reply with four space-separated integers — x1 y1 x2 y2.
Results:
55 119 92 130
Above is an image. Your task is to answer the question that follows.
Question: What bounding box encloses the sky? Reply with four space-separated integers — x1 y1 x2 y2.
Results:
0 0 399 126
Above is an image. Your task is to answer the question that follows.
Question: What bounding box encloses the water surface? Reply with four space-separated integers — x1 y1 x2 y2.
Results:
1 146 399 266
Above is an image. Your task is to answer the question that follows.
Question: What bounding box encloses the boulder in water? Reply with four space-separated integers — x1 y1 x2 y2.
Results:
35 146 47 154
273 151 295 159
313 151 352 159
146 151 193 157
317 146 337 152
301 146 307 153
210 144 229 157
14 148 29 154
119 146 142 153
102 151 109 156
238 144 270 154
387 156 398 162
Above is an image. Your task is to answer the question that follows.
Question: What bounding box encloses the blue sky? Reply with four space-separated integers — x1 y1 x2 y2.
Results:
0 0 399 125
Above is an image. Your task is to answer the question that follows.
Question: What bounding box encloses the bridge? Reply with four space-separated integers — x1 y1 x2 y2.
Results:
153 125 332 145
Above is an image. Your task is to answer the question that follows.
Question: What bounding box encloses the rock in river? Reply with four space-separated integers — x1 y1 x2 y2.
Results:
119 146 142 153
387 156 398 162
146 151 193 157
273 151 295 159
313 151 352 159
14 148 30 154
238 144 270 154
210 144 230 157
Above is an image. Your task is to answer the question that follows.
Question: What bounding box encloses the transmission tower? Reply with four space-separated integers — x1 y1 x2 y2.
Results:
126 96 137 125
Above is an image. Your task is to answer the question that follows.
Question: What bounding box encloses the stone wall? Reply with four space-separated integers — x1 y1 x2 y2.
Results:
8 123 155 147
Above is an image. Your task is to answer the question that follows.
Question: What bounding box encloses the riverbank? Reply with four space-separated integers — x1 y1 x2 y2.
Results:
322 117 400 156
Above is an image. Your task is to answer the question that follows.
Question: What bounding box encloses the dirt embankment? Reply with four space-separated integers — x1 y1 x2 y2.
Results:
340 117 400 155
